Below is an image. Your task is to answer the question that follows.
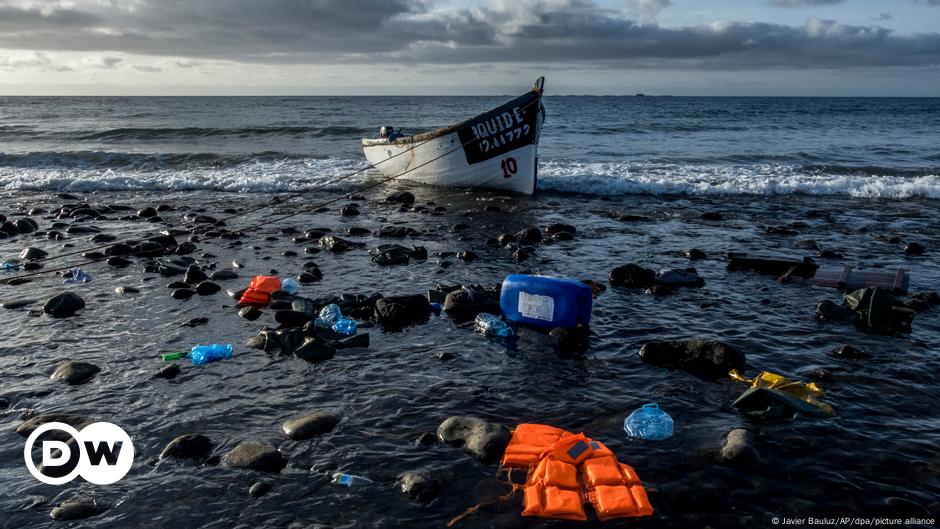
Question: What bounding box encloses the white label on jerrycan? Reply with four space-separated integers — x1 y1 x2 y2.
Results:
518 291 555 321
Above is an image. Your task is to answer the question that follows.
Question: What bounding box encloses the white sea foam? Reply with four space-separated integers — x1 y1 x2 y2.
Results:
537 160 940 199
0 157 369 193
1 155 938 199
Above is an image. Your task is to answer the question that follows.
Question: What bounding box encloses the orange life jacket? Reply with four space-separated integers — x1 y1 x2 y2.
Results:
238 276 282 307
502 423 653 521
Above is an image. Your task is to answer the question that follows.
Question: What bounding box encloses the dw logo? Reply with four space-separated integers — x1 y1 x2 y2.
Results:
23 422 134 485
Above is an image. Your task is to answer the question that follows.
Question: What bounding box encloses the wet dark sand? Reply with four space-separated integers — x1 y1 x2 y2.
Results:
1 184 938 528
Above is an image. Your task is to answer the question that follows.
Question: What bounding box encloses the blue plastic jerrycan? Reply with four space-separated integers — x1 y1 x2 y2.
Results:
624 403 674 441
499 274 592 330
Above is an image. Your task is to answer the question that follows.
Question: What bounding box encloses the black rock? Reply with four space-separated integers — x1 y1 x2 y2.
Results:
154 364 181 379
720 428 759 466
497 233 516 246
905 291 940 312
685 248 707 260
249 481 271 498
43 292 85 317
171 289 196 300
370 244 414 266
831 345 869 359
552 231 575 241
398 471 444 503
105 243 133 257
546 223 576 235
238 306 263 321
176 241 198 255
549 327 589 355
50 497 107 521
443 288 499 323
298 269 322 283
195 281 221 296
222 442 286 473
209 269 238 281
516 227 543 244
512 248 529 261
385 191 416 204
275 310 314 328
457 250 478 261
701 212 723 221
638 339 746 379
281 410 340 440
318 235 360 253
183 265 208 285
437 351 456 361
108 257 132 268
16 413 95 439
333 333 370 349
375 295 432 328
1 299 36 310
50 361 100 385
437 416 510 464
138 207 158 218
609 263 656 288
340 205 359 216
905 242 925 255
167 281 189 289
159 434 213 461
655 268 705 288
16 218 39 234
293 337 336 362
19 247 48 260
65 225 100 235
133 240 165 257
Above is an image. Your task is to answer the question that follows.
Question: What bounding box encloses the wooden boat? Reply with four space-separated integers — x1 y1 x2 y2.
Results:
362 77 545 195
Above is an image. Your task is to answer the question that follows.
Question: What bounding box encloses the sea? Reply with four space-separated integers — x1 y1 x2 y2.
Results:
0 96 938 197
0 96 938 529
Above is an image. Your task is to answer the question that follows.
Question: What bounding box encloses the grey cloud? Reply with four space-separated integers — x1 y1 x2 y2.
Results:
629 0 671 22
0 0 937 71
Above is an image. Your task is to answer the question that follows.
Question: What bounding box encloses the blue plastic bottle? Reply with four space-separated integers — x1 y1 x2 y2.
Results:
624 403 674 441
475 313 515 338
63 268 93 285
281 277 300 294
500 274 592 330
1 261 20 272
316 304 342 328
331 316 357 335
189 344 233 366
331 473 373 487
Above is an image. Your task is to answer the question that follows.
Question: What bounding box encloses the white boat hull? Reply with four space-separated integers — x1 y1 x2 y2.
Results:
362 84 544 195
363 132 539 195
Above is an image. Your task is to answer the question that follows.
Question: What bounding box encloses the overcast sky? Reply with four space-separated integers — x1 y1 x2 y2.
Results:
1 0 939 95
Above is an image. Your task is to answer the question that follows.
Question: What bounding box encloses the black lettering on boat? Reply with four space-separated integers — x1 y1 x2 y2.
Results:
457 91 540 165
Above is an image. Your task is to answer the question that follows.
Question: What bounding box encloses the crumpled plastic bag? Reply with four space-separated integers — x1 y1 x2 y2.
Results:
729 369 835 420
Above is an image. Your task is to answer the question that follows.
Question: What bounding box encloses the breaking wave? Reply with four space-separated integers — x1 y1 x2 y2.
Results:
537 160 940 199
1 153 938 198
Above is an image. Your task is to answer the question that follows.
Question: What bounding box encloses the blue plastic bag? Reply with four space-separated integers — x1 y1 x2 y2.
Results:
624 403 674 441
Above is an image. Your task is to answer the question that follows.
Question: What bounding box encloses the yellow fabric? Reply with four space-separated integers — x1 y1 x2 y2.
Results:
729 369 834 415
